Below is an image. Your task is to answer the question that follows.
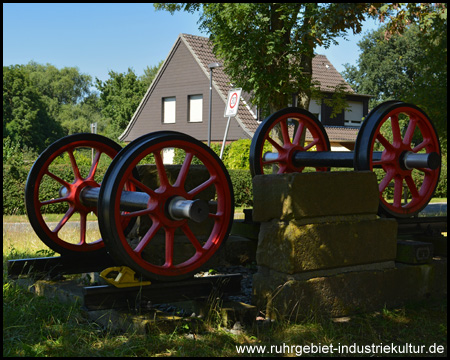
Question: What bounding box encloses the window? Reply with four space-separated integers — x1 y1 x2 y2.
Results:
308 99 322 121
188 94 203 123
163 97 176 124
345 101 363 127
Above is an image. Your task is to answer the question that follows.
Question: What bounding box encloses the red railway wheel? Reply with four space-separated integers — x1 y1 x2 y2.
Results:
25 133 131 256
98 131 234 281
250 107 331 177
355 102 441 218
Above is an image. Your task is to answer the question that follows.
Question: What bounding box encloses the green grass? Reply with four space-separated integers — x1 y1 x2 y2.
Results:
3 225 448 357
3 270 447 356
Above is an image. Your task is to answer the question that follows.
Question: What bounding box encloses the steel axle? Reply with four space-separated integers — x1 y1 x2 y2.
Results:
262 150 440 170
59 186 209 223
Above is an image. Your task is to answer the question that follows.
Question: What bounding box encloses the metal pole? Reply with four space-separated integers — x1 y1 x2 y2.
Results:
90 122 97 163
220 116 232 159
208 68 212 147
207 63 221 148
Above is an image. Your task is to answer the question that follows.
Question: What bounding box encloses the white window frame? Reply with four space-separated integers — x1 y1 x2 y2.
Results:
162 97 176 124
345 101 363 127
188 94 203 123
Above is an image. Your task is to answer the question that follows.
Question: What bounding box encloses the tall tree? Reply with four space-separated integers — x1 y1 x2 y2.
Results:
156 3 370 114
25 61 92 105
95 68 147 139
343 4 447 141
21 61 103 136
3 65 64 152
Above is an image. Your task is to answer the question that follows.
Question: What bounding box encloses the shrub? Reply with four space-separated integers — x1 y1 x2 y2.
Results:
3 138 34 215
223 139 251 170
228 169 253 207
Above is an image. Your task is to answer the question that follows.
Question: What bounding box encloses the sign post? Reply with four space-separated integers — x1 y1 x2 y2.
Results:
221 88 242 159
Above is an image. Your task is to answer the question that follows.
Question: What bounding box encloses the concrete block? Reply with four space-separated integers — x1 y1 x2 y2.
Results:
252 171 380 222
256 218 398 274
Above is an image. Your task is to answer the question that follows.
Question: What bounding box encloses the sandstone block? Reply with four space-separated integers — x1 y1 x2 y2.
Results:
256 218 398 274
253 258 447 319
252 171 379 222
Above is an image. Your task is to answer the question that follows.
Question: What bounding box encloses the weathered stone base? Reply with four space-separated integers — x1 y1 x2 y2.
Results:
257 217 397 274
253 258 447 320
252 171 380 222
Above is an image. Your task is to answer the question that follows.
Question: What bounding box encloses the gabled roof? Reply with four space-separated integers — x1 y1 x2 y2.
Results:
121 33 360 142
312 54 354 93
181 33 258 136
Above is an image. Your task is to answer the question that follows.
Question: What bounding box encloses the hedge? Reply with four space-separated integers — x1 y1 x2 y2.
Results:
2 162 254 216
3 151 446 216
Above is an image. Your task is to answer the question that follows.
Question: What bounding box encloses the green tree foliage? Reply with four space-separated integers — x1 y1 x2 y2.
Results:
155 3 369 115
3 65 64 152
141 60 164 88
22 62 100 134
342 23 447 142
3 60 163 153
95 68 148 139
25 61 92 105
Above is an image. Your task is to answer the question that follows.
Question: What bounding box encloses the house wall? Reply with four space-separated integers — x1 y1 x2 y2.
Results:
123 40 248 143
320 94 370 127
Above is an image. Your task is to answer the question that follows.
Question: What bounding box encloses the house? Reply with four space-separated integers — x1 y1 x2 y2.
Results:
120 33 371 151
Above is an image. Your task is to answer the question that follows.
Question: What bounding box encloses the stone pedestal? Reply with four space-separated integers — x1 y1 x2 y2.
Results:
252 171 407 319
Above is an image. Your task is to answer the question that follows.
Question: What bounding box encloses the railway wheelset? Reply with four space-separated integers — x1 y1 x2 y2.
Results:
25 101 441 282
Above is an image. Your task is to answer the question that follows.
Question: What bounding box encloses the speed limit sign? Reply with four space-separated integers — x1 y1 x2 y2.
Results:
224 88 242 117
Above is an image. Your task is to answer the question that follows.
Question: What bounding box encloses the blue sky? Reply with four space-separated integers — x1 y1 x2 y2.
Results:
4 3 381 83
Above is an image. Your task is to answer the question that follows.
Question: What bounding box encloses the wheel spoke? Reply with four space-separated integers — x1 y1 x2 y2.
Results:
182 223 205 254
209 212 223 220
390 114 402 146
379 168 395 193
68 149 82 180
52 206 76 233
292 122 305 146
154 150 169 188
128 176 157 198
376 133 395 151
393 176 404 208
372 158 389 167
78 212 87 245
45 170 71 188
121 207 155 218
403 116 417 146
163 228 175 268
412 139 430 153
277 164 288 174
40 197 68 207
174 152 193 189
86 150 102 181
280 119 290 145
262 155 280 165
304 138 319 151
266 136 284 152
405 174 420 200
188 176 216 197
134 220 161 254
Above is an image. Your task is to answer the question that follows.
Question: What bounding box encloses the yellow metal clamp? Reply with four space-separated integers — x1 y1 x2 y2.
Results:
100 266 151 288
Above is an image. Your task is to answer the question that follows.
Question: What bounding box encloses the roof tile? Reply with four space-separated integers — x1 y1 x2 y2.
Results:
181 34 357 141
